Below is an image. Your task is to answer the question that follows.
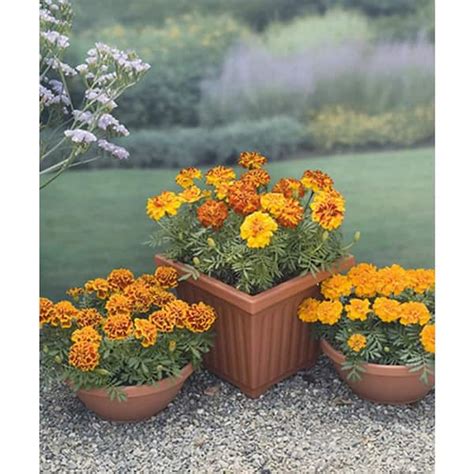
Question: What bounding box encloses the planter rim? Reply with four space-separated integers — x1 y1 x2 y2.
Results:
321 339 431 377
155 254 355 314
74 362 193 398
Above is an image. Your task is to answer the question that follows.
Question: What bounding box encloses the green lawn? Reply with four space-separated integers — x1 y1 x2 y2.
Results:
40 147 434 300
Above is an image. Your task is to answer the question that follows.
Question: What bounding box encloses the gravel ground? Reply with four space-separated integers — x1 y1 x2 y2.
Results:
40 356 434 473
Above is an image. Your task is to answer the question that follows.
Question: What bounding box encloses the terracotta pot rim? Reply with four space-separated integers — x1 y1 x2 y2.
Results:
74 362 193 398
321 339 432 377
155 254 355 314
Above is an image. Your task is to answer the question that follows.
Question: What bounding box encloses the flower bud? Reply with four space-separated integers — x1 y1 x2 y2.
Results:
322 231 329 241
207 237 216 248
54 355 62 364
168 340 177 353
384 346 390 353
192 257 200 266
96 369 110 376
354 231 361 242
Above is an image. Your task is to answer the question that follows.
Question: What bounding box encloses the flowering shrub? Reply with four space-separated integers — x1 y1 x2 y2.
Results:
147 152 356 295
298 263 435 382
39 0 150 188
40 267 217 399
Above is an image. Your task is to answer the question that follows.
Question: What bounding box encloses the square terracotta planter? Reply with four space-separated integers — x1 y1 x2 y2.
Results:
155 254 355 398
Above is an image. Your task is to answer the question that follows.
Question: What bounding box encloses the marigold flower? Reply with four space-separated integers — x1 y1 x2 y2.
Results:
297 298 320 323
84 278 110 299
420 324 435 353
241 169 271 188
68 341 100 372
50 300 79 328
399 302 431 326
301 170 334 192
373 297 401 323
376 264 409 296
310 189 345 231
238 151 267 169
272 178 305 199
316 300 343 325
150 287 177 307
105 293 132 317
180 185 204 203
163 299 190 329
107 268 134 292
277 198 304 228
135 273 158 288
321 274 352 300
185 302 217 333
103 314 133 340
240 211 278 248
40 297 54 326
197 199 229 230
134 318 158 347
347 263 378 298
406 269 435 294
71 326 102 345
149 309 176 333
146 191 182 221
123 282 154 313
214 180 234 200
205 166 236 186
66 287 83 300
228 181 261 215
175 167 202 188
260 193 287 218
347 333 367 352
154 266 179 289
345 298 371 321
76 308 103 328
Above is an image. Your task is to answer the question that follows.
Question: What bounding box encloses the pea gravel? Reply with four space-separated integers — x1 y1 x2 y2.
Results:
40 357 434 473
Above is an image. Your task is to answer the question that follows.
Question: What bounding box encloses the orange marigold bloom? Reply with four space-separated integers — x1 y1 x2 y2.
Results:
123 282 154 313
321 274 352 300
68 341 100 372
205 166 236 186
277 198 304 228
71 326 102 345
103 314 133 340
238 151 267 169
297 297 320 323
66 287 83 300
316 300 343 325
301 170 334 192
50 300 79 328
228 181 261 215
347 333 367 352
180 185 204 203
376 264 409 296
150 287 177 307
420 324 435 353
105 293 132 317
149 309 176 333
40 297 54 327
347 263 378 298
197 199 229 230
163 299 190 329
135 273 159 288
84 278 110 299
185 302 217 333
373 297 401 323
406 269 435 294
146 191 182 221
260 192 287 218
399 302 431 326
154 266 179 289
175 167 202 188
241 169 271 188
310 189 345 231
345 298 371 321
272 178 305 199
107 268 134 292
76 308 103 328
134 318 158 348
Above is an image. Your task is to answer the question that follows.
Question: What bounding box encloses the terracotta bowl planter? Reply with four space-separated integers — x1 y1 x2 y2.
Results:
321 339 434 404
155 254 355 398
72 363 193 422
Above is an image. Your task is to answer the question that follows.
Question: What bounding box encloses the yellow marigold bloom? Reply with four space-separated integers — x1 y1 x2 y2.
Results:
134 318 158 348
406 269 435 294
107 268 134 292
240 211 278 248
420 324 435 353
310 190 345 231
71 326 102 345
76 308 103 328
149 309 176 333
103 314 133 340
321 274 352 300
373 297 401 323
123 282 154 313
399 302 431 326
347 263 378 298
214 180 234 200
228 180 261 215
277 198 304 229
345 298 371 321
150 287 177 307
40 297 54 327
197 199 229 230
105 293 132 317
347 333 367 352
175 167 202 188
241 169 271 188
272 178 305 199
179 185 203 203
84 278 110 299
205 166 236 186
316 300 343 325
297 297 320 323
163 299 190 329
146 191 182 221
66 287 83 300
50 300 79 328
154 266 179 289
238 151 267 169
301 170 334 192
376 264 409 296
185 302 217 333
260 192 287 218
68 341 100 372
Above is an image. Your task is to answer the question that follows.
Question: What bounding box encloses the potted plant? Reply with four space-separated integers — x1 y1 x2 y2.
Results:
147 151 356 397
40 267 217 421
297 263 435 404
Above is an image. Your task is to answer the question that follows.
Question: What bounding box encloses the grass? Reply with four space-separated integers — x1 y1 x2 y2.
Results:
40 147 434 300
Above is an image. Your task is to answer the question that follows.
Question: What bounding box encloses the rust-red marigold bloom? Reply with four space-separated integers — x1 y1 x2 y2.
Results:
185 302 217 333
134 318 158 348
277 198 304 228
150 287 177 307
105 293 132 317
241 169 271 188
197 199 229 230
107 268 135 292
50 301 79 328
301 170 334 192
68 341 100 372
310 190 345 230
149 309 176 333
154 266 179 289
162 299 190 329
103 314 133 340
40 297 54 327
76 308 104 328
272 178 305 199
238 151 267 169
123 282 154 313
228 181 261 215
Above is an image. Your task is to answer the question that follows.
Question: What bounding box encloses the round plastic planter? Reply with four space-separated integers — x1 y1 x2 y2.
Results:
321 339 434 404
72 363 193 422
